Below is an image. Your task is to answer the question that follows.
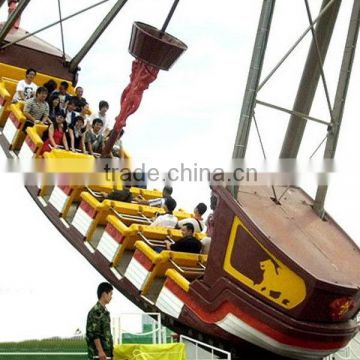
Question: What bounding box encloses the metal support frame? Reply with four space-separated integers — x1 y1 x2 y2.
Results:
313 0 360 217
280 0 341 158
231 0 275 197
57 0 66 61
257 0 336 92
304 0 334 123
256 99 330 126
69 0 128 73
232 0 275 160
1 0 110 50
0 0 31 44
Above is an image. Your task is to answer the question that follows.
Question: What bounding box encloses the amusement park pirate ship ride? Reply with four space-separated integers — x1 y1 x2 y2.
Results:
0 1 359 359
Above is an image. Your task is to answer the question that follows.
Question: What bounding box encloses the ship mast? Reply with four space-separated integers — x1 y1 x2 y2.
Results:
231 0 275 197
279 0 341 159
232 0 360 218
313 0 360 217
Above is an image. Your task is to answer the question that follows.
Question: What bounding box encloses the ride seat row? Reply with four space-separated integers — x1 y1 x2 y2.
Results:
71 191 192 241
97 214 205 267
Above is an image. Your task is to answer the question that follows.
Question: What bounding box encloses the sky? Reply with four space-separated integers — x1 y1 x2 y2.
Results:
0 0 359 342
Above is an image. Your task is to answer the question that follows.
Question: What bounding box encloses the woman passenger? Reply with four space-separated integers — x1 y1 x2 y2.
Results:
48 95 61 121
39 113 68 155
68 116 86 152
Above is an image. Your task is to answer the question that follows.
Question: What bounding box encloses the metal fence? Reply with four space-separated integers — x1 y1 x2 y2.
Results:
180 335 231 360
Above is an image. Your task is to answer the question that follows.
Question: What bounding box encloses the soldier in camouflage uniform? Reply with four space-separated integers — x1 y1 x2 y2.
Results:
86 282 114 360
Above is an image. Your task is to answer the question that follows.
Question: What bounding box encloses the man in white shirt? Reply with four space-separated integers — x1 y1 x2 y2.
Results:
150 197 178 229
13 68 38 102
177 203 207 233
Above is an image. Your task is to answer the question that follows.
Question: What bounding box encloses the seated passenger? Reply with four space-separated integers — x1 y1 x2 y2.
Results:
109 129 124 158
13 68 38 103
23 87 51 132
176 203 207 233
78 102 91 126
43 79 57 101
68 116 85 152
150 197 177 229
101 184 132 202
48 95 61 121
51 81 71 110
85 118 104 156
107 189 132 202
201 194 217 254
52 81 72 110
164 223 202 254
63 98 79 126
134 185 173 207
71 86 87 112
91 100 111 136
39 113 69 155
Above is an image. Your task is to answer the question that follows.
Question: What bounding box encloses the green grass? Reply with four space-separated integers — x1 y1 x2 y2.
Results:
0 330 174 358
0 338 88 358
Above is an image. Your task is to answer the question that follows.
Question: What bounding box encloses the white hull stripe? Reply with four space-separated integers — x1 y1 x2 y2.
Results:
156 286 184 319
2 117 17 144
110 267 122 280
20 140 35 159
72 207 93 237
84 241 95 253
37 196 47 207
216 313 332 359
124 258 151 291
157 284 336 359
97 232 120 262
49 186 70 213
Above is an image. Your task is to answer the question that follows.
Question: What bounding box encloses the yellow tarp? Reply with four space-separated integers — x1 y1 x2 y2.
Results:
113 343 186 360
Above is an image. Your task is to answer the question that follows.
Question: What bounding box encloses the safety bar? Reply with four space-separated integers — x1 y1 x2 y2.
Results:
137 211 152 224
49 145 100 157
137 231 175 248
85 186 105 199
110 207 151 225
198 262 206 270
168 259 205 276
